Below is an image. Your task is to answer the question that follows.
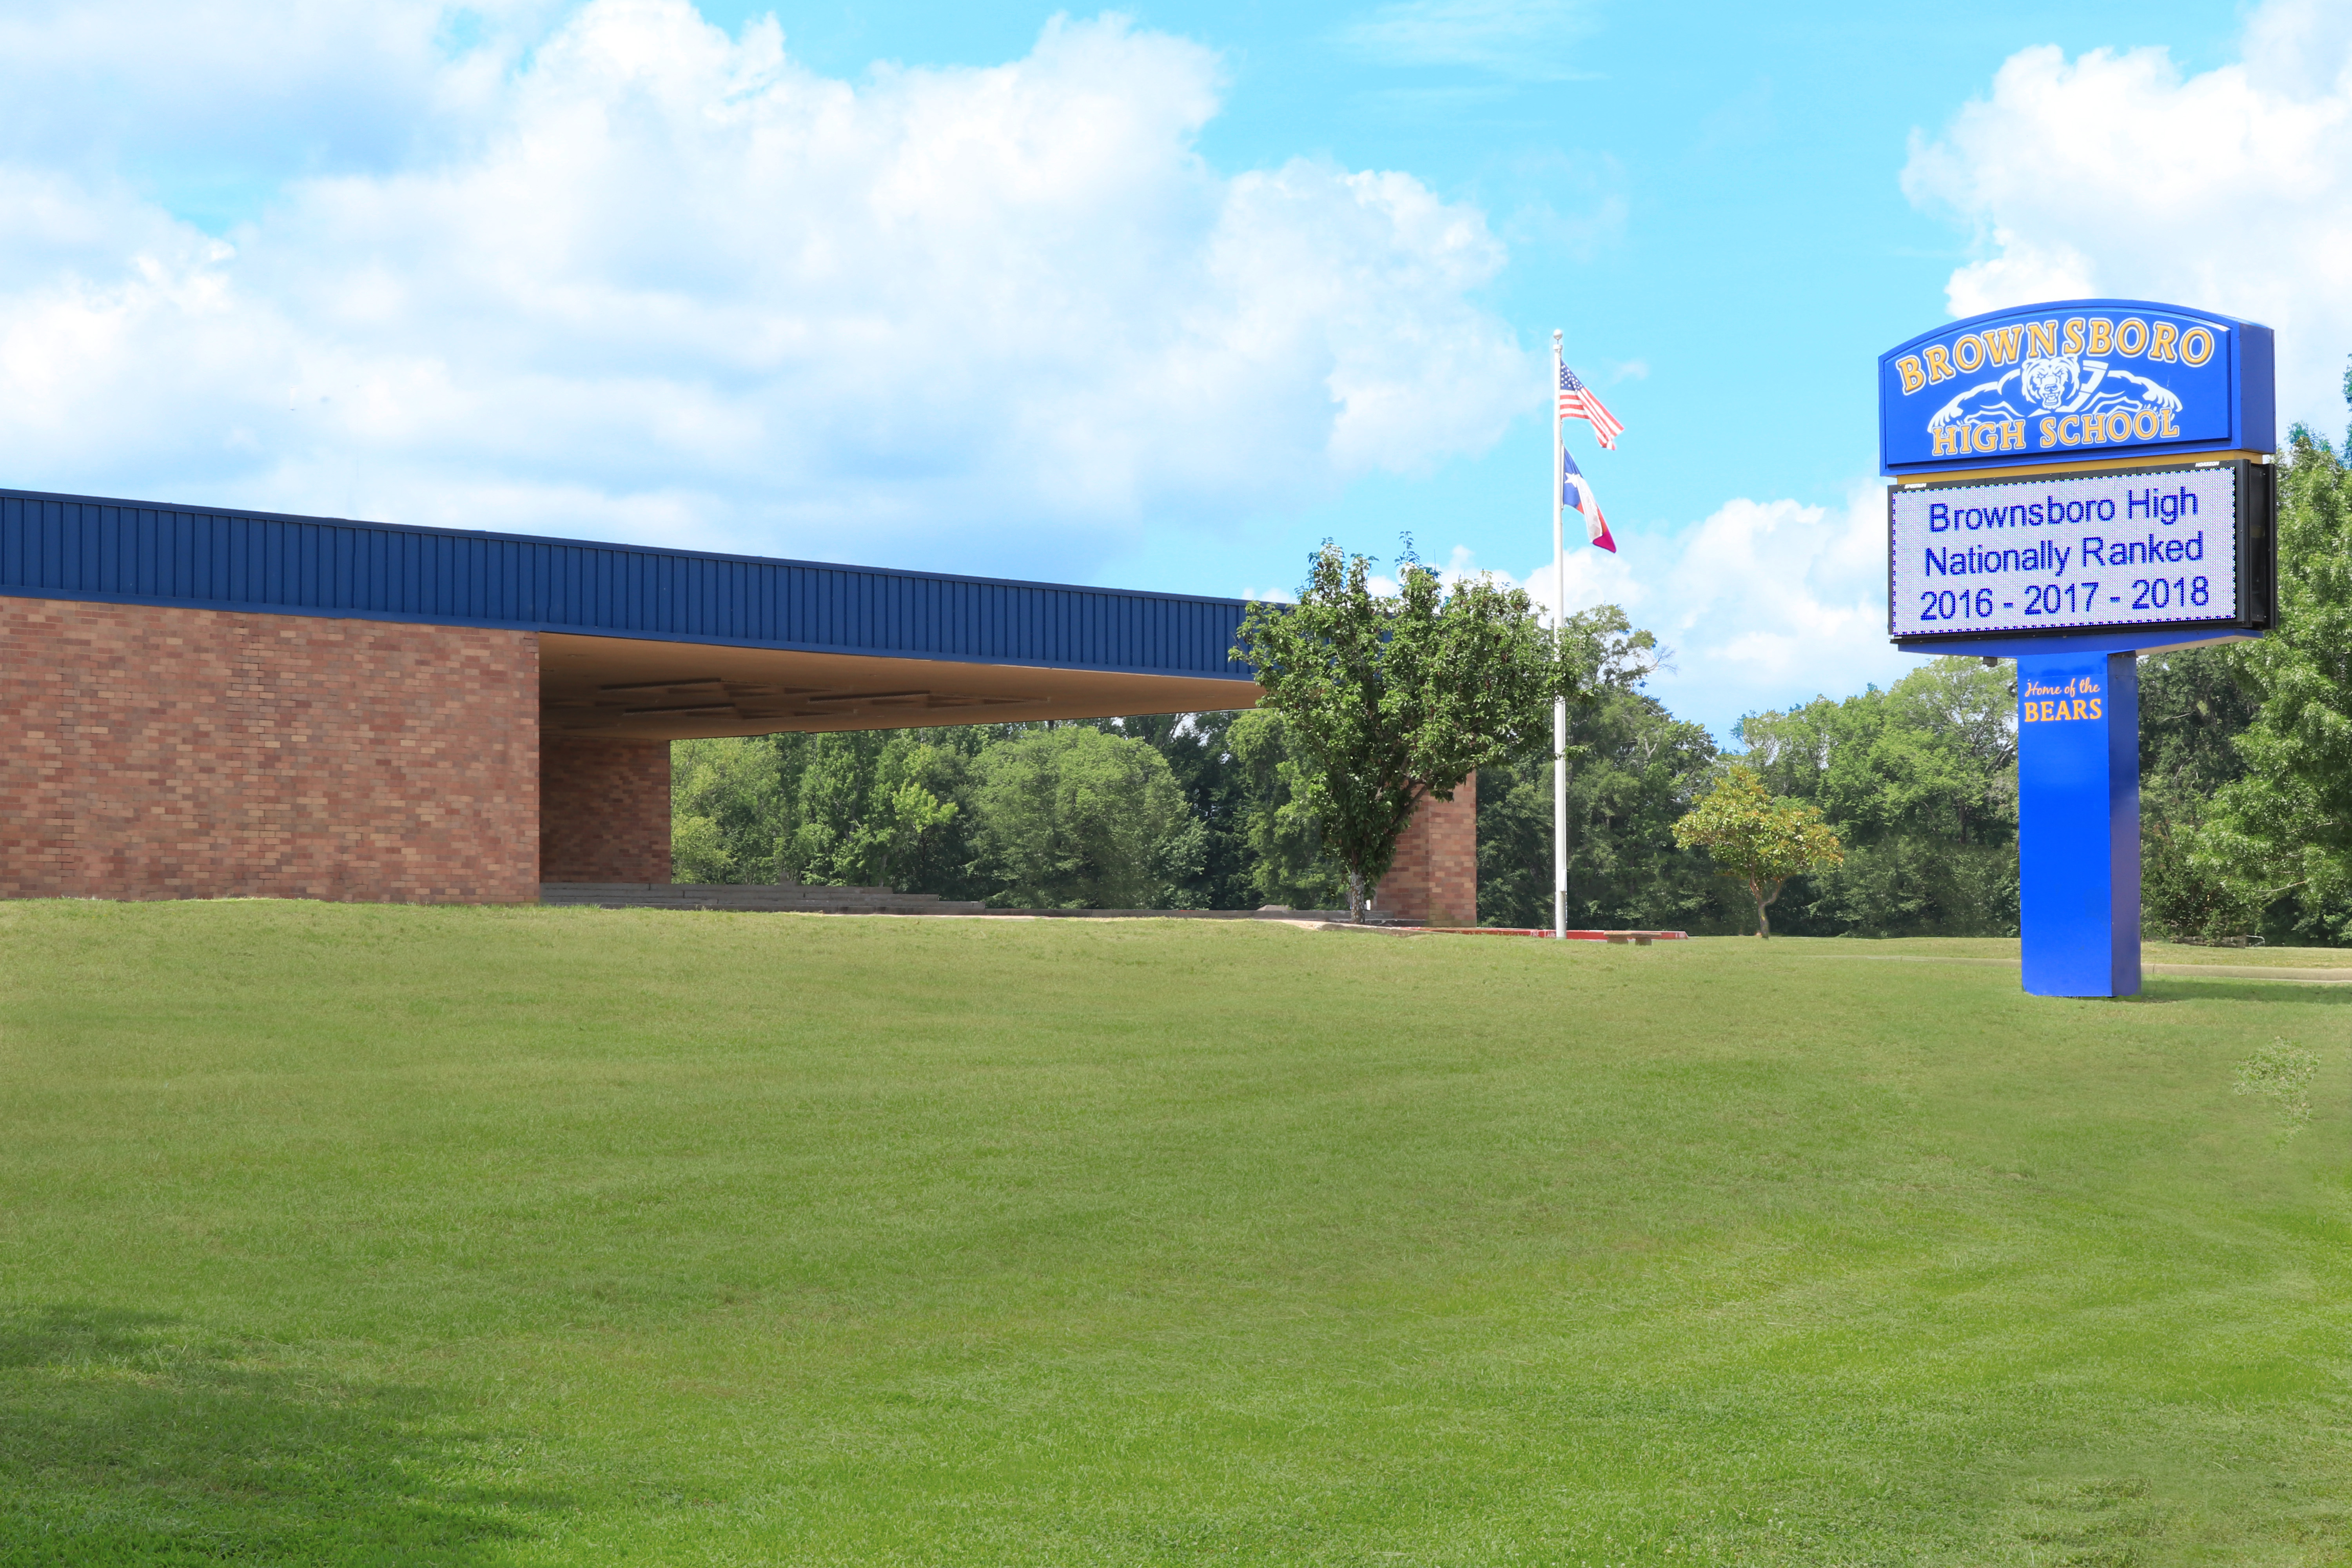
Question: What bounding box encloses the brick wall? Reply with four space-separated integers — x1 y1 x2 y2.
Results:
0 595 539 902
538 737 671 883
1372 774 1477 926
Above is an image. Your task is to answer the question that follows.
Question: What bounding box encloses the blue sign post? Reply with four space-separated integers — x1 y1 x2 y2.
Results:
2016 651 2138 997
1877 299 2277 998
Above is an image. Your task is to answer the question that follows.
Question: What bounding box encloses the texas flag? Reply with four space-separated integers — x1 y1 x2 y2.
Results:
1562 448 1616 553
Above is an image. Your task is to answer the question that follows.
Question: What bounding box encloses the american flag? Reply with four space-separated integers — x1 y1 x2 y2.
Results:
1557 362 1624 449
1562 448 1616 554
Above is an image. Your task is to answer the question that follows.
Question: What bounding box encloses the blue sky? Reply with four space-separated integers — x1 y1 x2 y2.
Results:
1 0 2341 735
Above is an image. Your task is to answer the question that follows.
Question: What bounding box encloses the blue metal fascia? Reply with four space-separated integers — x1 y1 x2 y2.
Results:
0 486 1259 682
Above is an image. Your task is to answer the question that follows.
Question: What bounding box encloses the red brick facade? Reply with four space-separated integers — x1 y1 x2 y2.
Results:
538 737 671 883
0 596 539 902
1373 774 1478 926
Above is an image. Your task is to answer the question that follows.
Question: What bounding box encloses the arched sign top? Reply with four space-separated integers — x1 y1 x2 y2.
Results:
1878 298 2273 476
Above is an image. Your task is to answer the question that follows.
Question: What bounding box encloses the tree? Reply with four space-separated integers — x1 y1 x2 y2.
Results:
1092 712 1258 909
2201 417 2352 942
2137 646 2260 944
1226 708 1350 911
1234 543 1568 922
2138 646 2256 800
671 733 787 882
968 726 1192 908
1733 658 2017 936
771 731 962 888
1480 687 1729 931
1477 605 1732 930
1673 766 1844 938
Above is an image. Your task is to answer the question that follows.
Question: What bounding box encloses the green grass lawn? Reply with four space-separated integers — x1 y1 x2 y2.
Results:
0 902 2345 1565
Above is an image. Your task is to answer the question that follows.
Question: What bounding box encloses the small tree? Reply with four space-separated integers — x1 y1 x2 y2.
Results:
1234 542 1570 922
1673 765 1843 937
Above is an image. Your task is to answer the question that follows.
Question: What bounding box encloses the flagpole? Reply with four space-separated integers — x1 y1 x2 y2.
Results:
1551 330 1567 942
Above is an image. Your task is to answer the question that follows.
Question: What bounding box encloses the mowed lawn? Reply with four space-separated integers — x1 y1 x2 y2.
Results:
0 904 2346 1566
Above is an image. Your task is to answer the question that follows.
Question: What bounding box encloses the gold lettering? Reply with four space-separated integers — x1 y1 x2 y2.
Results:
2040 416 2059 447
1953 334 1985 373
2088 318 2113 355
2063 317 2087 354
2058 415 2081 445
1924 345 1954 383
1933 424 1962 457
2160 407 2178 437
1897 355 1926 394
2116 318 2148 356
2027 319 2058 358
2180 326 2214 366
2149 322 2178 361
2088 698 2102 720
2000 419 2025 451
1984 325 2025 366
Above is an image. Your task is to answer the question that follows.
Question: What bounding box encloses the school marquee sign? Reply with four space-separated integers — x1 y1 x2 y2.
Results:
1879 300 2272 476
1876 296 2276 1000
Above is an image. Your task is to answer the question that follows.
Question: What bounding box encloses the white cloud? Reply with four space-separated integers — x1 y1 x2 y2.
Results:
0 1 1531 574
1444 482 1913 737
1903 0 2352 437
0 0 555 182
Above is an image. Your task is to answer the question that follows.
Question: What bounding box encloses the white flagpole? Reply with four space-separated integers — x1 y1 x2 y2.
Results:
1552 330 1567 941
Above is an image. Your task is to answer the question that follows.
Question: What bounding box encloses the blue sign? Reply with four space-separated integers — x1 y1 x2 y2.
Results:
2016 651 2140 997
1880 299 2273 477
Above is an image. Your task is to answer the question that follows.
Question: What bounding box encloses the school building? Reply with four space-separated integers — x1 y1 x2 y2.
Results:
0 487 1474 923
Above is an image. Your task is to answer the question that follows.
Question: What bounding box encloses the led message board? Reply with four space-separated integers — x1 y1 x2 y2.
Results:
1879 299 2273 477
1888 461 2274 645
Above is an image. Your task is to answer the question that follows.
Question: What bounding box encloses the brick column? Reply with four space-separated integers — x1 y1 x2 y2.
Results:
1372 774 1477 926
0 596 539 903
538 737 672 883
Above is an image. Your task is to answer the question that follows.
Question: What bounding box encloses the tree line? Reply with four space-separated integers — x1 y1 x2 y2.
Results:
671 418 2352 943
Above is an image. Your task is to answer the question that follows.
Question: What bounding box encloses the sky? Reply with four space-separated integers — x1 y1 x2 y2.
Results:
2 0 2347 735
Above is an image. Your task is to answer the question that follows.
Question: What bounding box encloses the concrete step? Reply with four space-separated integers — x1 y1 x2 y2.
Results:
539 882 988 915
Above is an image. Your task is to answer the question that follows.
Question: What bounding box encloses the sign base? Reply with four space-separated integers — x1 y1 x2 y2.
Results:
2017 650 2141 997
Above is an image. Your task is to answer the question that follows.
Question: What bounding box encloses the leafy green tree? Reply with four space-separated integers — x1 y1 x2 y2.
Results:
671 734 787 881
2137 646 2260 943
669 810 735 884
1476 605 1731 930
1226 708 1350 910
671 728 977 890
2139 646 2257 799
1740 658 2014 845
1734 657 2018 935
779 731 885 883
2142 807 2261 944
969 726 1192 907
771 731 962 888
2201 421 2352 943
1673 765 1844 938
1479 689 1732 931
1234 543 1568 922
1092 712 1260 909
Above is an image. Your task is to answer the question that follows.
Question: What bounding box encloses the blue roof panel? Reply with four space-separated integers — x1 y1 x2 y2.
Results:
0 488 1255 681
